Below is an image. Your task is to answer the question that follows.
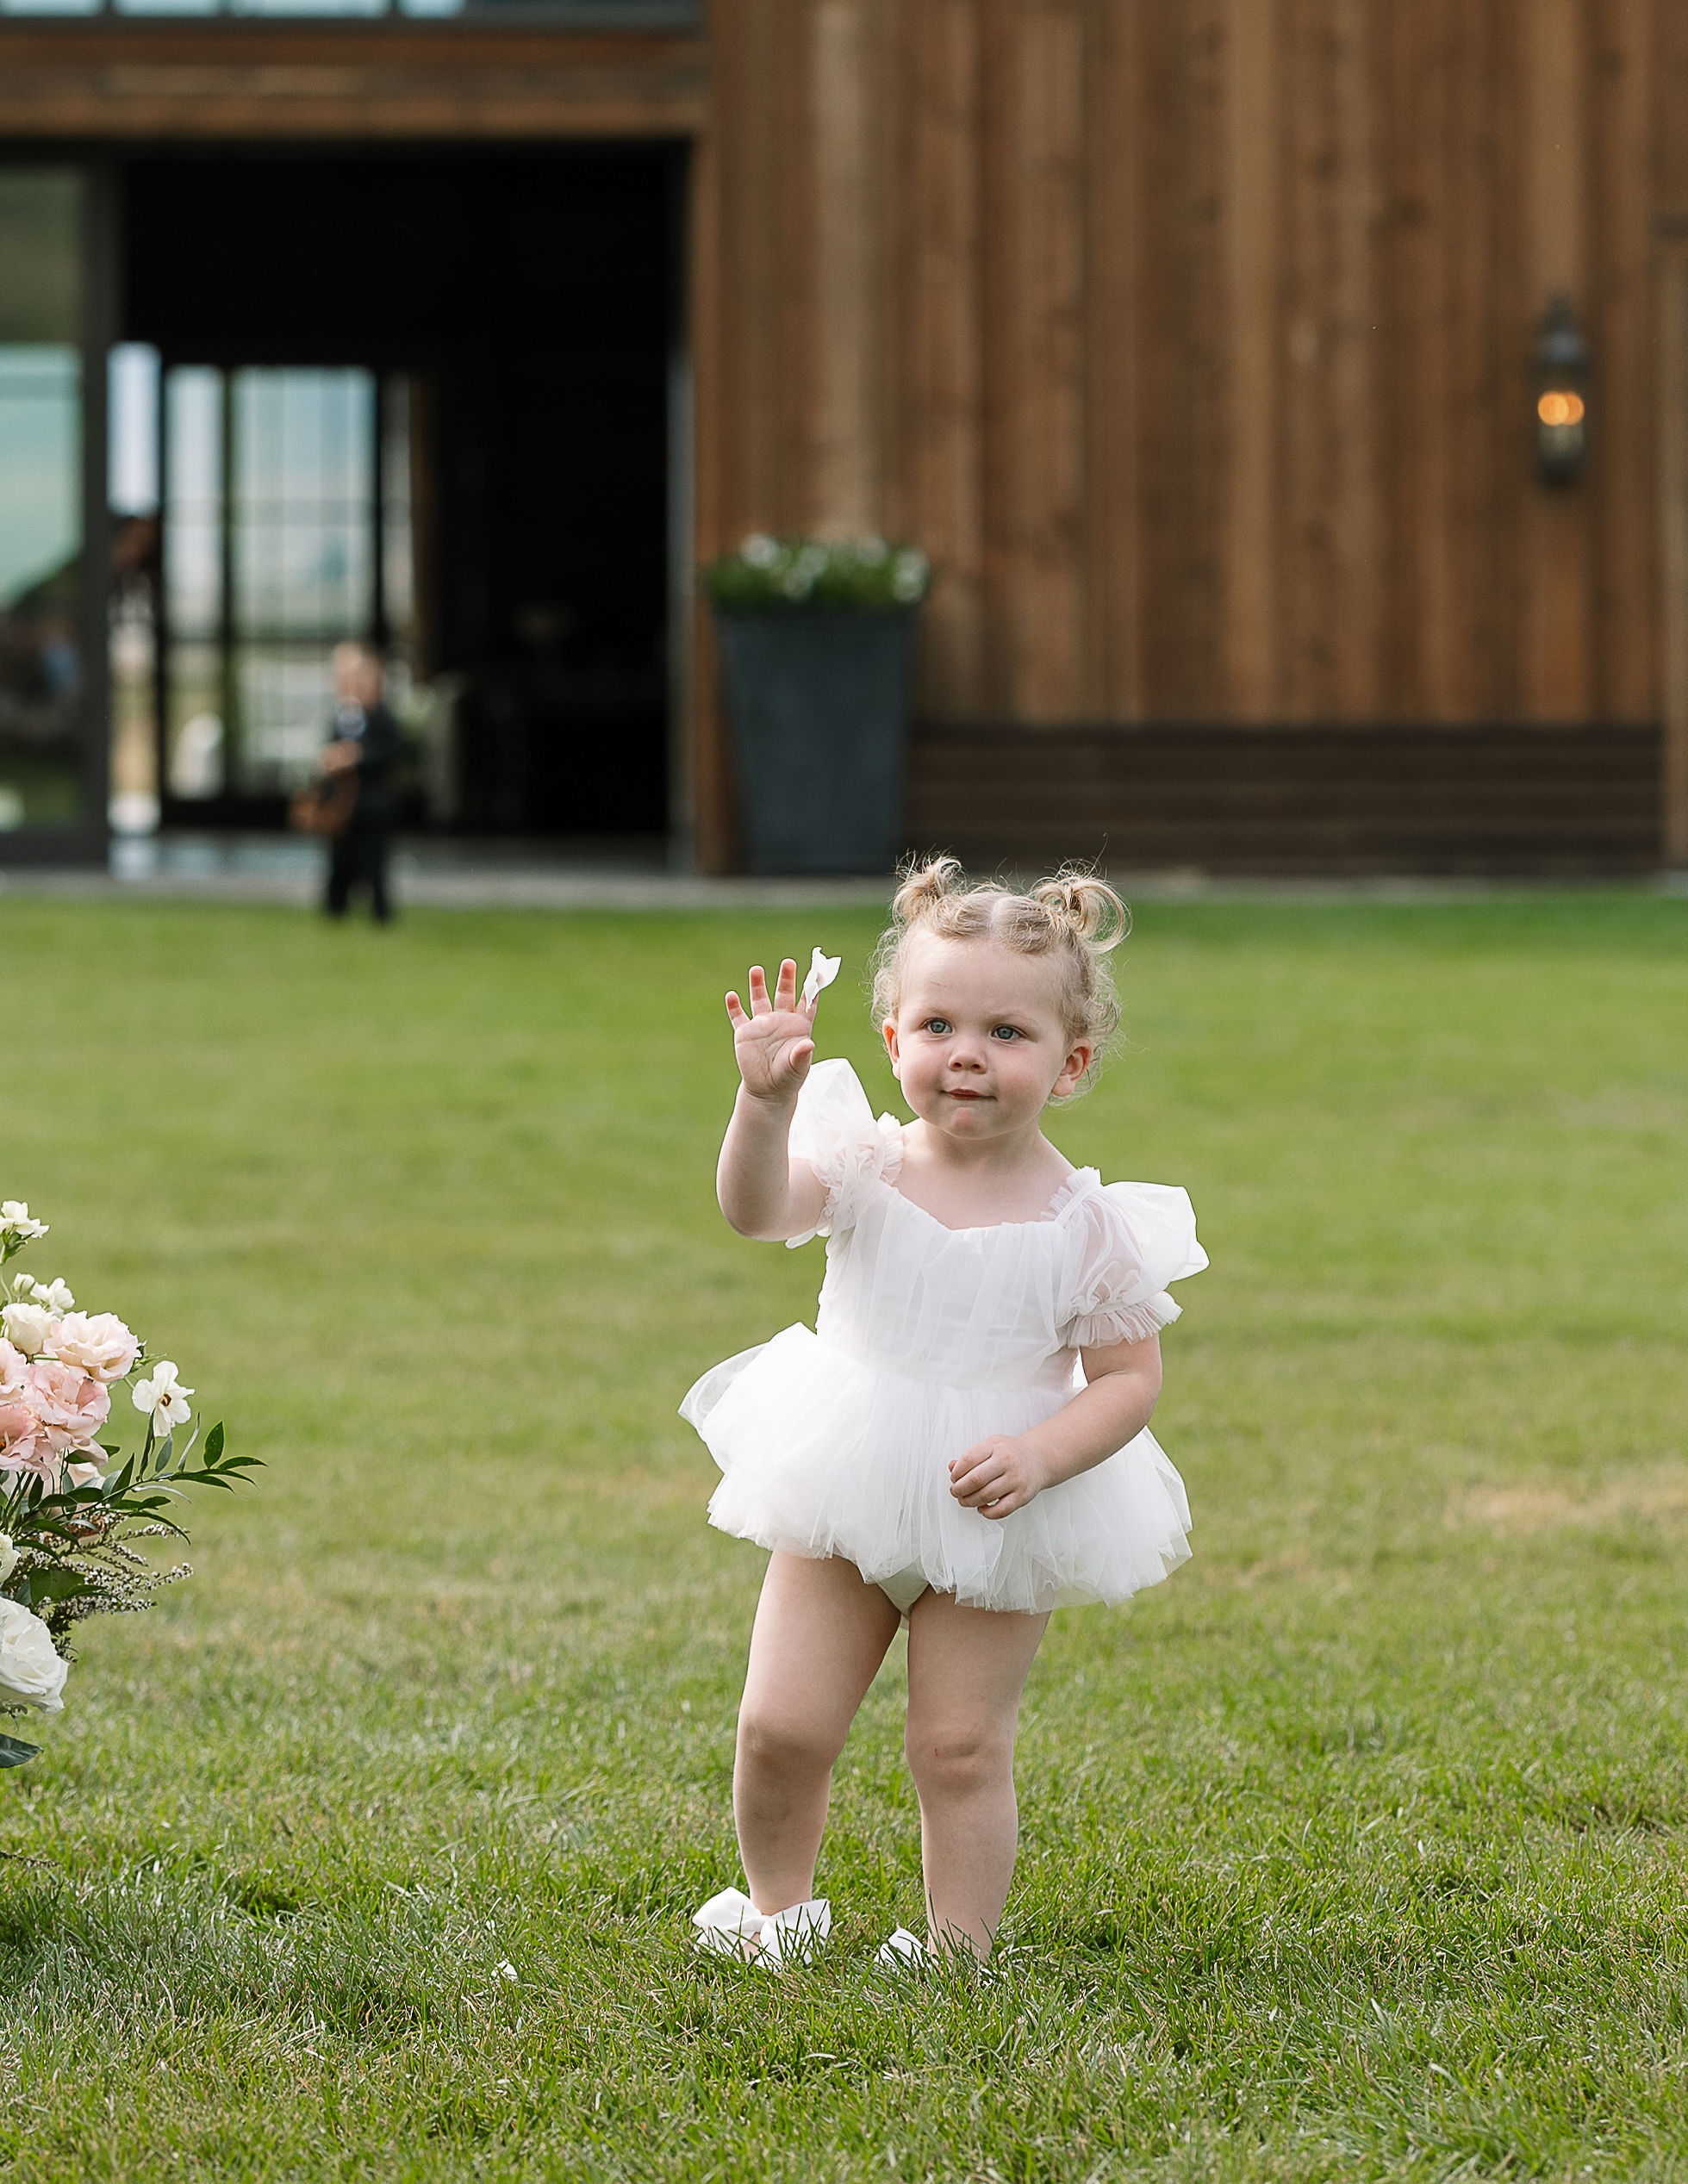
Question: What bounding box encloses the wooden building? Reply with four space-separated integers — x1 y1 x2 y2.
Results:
1 0 1685 874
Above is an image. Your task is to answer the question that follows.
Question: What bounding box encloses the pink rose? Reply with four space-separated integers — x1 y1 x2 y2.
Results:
50 1311 140 1384
0 1394 44 1477
23 1360 110 1458
0 1339 28 1396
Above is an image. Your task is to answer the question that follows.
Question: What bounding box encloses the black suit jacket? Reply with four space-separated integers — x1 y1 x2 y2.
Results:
327 701 403 833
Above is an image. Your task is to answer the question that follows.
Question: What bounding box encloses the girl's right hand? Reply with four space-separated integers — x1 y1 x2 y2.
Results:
726 959 817 1104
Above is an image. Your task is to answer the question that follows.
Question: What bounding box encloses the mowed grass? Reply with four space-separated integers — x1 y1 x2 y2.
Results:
1 891 1685 2183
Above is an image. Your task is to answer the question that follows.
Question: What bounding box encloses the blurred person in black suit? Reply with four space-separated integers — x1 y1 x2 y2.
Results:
321 642 403 923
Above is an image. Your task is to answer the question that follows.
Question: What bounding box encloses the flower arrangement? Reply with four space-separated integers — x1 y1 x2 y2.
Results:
703 533 932 614
0 1200 257 1769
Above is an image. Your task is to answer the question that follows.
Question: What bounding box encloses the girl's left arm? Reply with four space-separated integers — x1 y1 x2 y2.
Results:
948 1334 1163 1519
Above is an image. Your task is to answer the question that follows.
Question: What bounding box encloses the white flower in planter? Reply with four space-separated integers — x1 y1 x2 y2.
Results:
0 1597 67 1712
891 550 931 603
742 532 779 569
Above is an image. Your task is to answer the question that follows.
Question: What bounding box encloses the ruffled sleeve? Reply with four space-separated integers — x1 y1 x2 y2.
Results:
1062 1180 1208 1347
785 1059 906 1248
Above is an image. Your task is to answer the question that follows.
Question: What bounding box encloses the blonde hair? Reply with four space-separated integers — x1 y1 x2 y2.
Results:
869 856 1128 1098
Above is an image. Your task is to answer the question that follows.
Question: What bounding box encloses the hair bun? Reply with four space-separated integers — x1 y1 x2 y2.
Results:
1030 869 1129 953
890 854 967 927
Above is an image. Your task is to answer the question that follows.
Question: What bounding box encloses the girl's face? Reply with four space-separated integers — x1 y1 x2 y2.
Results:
882 935 1091 1142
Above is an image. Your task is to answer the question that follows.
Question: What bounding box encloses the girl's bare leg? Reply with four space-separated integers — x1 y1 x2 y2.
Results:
734 1551 901 1915
903 1593 1050 1957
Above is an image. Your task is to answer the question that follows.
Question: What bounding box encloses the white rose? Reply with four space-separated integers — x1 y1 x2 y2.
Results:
29 1278 74 1315
133 1360 193 1434
0 1203 47 1245
52 1311 140 1384
0 1596 67 1713
0 1302 53 1357
0 1533 16 1584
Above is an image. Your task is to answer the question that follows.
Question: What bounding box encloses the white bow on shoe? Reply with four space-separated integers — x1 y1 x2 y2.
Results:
692 1888 832 1968
874 1926 927 1970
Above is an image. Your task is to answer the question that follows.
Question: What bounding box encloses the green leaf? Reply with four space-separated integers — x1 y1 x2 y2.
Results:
0 1733 41 1768
202 1421 225 1465
26 1569 86 1605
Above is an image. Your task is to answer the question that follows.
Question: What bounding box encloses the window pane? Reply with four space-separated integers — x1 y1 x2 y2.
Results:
0 169 84 832
231 367 374 795
381 374 414 644
163 369 225 800
0 0 103 19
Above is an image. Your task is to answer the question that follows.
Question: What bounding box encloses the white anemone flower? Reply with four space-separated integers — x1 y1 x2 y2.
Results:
133 1360 193 1434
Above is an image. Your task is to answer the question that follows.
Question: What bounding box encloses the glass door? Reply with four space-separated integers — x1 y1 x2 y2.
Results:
157 364 414 812
0 165 106 852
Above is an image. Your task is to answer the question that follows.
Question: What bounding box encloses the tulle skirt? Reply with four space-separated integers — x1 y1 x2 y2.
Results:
681 1323 1192 1615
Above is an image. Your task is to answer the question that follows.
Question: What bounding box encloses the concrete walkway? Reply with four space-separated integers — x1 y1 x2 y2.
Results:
1 833 895 912
0 832 1682 910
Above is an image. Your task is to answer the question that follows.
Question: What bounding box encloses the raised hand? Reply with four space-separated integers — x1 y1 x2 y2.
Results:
726 959 818 1104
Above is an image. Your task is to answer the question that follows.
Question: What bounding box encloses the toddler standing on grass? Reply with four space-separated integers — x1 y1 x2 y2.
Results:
682 858 1207 1967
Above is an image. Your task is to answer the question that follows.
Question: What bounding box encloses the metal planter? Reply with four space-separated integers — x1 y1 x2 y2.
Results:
714 609 915 874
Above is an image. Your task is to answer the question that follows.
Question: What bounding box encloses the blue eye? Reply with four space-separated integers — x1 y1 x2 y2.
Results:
924 1017 951 1036
990 1024 1023 1042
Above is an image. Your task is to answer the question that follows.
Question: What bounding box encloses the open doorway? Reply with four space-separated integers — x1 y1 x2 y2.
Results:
115 144 681 842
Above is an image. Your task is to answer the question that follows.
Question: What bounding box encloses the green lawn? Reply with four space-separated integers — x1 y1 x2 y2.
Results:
2 891 1685 2182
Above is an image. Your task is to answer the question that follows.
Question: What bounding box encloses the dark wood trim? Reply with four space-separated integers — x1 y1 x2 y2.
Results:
904 720 1666 875
1660 241 1688 865
0 21 708 140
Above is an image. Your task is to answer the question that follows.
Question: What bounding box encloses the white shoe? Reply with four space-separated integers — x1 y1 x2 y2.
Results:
691 1887 763 1960
692 1888 832 1969
756 1897 832 1967
874 1926 927 1970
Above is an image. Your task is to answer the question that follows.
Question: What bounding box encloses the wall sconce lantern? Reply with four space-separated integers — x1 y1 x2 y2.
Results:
1535 293 1590 484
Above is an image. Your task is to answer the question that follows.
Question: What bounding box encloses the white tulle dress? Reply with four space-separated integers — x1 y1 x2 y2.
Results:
681 1060 1208 1615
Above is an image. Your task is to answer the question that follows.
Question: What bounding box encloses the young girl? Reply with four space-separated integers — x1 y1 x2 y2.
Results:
682 859 1206 1967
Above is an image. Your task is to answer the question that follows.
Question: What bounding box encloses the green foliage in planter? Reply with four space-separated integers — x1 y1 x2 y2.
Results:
702 532 931 613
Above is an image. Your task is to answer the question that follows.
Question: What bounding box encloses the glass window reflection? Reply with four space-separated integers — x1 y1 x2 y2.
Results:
0 168 84 834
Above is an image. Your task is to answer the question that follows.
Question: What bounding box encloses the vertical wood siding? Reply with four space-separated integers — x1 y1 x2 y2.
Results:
696 0 1661 767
